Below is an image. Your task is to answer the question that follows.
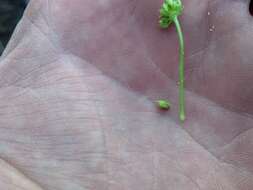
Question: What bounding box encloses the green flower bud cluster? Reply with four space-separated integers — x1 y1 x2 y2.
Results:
159 0 183 28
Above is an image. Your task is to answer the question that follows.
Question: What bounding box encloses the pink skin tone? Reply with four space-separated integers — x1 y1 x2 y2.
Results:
0 0 253 189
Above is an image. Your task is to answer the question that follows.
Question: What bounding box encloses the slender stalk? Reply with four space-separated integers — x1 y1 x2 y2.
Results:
173 16 185 122
158 0 186 122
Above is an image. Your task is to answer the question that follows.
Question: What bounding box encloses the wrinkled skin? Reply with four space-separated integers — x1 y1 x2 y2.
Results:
0 0 253 189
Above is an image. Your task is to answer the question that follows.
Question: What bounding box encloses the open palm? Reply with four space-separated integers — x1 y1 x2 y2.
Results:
0 0 253 189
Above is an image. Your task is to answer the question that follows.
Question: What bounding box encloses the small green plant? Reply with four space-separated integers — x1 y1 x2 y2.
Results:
157 0 185 122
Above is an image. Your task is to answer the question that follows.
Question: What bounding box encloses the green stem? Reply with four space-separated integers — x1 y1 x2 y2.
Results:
173 16 185 122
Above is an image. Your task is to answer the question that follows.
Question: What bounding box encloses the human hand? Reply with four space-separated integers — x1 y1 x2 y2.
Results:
0 0 253 189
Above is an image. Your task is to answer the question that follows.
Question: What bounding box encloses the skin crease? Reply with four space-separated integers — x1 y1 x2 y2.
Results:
0 0 253 189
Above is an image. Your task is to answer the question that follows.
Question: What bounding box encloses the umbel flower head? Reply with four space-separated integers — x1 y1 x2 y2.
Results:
159 0 183 28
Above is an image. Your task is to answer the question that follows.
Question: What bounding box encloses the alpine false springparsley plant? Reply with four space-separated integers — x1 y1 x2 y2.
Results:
157 0 185 122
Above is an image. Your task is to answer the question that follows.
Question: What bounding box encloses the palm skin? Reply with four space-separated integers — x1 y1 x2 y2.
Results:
0 0 253 189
